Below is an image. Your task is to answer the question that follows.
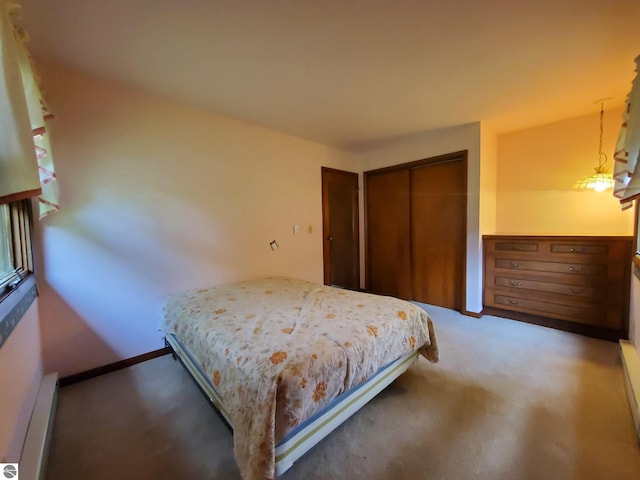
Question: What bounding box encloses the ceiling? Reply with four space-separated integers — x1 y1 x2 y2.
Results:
19 0 640 153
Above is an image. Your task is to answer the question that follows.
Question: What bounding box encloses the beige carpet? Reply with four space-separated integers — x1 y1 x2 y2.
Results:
45 305 640 480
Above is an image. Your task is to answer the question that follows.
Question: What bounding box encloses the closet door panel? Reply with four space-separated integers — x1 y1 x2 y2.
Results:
366 169 412 299
411 160 466 309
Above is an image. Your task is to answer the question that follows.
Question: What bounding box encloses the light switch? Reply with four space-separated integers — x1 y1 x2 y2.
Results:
293 225 299 235
270 240 279 250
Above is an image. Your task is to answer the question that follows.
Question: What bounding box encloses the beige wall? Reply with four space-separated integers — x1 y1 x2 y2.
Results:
36 64 362 377
0 301 42 462
496 107 633 235
479 123 497 235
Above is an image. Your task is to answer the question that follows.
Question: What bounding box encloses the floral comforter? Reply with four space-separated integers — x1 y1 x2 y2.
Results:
162 277 438 480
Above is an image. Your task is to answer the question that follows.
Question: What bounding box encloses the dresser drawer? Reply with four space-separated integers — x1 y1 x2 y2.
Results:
494 241 539 252
494 258 606 276
549 242 608 255
492 276 601 301
487 238 628 262
488 293 620 329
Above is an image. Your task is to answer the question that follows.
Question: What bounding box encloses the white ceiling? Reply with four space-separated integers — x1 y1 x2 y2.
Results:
19 0 640 153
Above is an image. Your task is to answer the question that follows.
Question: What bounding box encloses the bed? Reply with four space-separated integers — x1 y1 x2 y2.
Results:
161 276 439 480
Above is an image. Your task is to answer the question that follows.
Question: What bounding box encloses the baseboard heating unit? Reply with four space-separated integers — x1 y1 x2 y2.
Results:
620 340 640 443
21 372 58 480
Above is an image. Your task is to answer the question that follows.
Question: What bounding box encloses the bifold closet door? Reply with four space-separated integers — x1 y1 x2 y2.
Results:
410 160 465 309
366 169 412 299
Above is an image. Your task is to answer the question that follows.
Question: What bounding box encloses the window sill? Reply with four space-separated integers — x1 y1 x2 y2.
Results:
0 274 37 348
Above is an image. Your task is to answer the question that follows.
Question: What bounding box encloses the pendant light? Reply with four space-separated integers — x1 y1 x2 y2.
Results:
571 100 615 192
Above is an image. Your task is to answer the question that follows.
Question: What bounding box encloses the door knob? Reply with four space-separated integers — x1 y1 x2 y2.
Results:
327 236 333 241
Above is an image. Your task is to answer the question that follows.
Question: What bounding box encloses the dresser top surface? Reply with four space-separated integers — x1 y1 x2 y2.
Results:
483 234 633 241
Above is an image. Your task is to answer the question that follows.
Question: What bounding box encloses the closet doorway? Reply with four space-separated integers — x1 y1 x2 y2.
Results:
365 151 467 310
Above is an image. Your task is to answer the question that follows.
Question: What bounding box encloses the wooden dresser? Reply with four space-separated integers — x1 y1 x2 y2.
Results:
483 235 633 340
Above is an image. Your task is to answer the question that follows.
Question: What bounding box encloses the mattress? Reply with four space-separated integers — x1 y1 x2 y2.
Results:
165 332 419 476
161 276 438 479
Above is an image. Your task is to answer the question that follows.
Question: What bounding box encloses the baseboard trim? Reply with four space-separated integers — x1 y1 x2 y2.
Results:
620 340 640 443
483 306 621 342
59 347 171 387
21 372 58 480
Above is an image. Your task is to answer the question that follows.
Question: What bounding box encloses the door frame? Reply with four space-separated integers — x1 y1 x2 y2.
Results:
321 167 360 288
364 151 468 312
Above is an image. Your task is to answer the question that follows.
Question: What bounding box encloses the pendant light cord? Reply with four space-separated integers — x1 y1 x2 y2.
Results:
597 102 608 171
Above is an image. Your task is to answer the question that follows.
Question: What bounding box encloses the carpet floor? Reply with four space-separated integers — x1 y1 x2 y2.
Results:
45 305 640 479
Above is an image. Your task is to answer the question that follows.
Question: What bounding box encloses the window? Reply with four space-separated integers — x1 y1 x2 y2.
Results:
634 201 640 271
0 205 12 280
0 200 34 299
632 200 640 281
0 199 36 348
0 5 54 347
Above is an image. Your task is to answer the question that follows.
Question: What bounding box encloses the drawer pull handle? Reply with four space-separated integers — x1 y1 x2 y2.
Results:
508 298 520 305
509 262 521 268
569 266 582 273
569 247 584 253
570 287 583 294
509 280 523 287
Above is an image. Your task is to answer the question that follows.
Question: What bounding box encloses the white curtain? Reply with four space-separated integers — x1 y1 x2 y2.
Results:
0 0 40 204
1 0 59 218
613 54 640 209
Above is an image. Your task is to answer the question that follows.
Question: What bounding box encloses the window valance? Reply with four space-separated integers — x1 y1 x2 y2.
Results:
613 54 640 208
0 0 40 204
0 1 59 217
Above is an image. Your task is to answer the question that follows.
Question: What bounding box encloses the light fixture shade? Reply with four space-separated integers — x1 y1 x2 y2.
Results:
572 100 615 192
571 168 615 192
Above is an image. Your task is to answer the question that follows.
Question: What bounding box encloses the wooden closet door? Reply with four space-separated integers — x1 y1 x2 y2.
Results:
410 159 466 309
366 169 412 299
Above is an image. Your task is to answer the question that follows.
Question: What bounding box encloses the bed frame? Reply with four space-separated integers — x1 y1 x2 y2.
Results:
164 332 419 476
